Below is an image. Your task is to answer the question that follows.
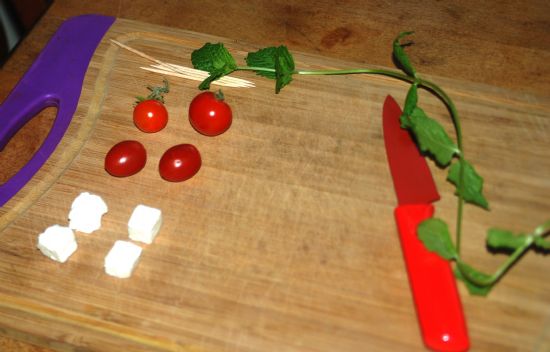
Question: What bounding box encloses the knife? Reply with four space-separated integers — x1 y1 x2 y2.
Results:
383 95 469 351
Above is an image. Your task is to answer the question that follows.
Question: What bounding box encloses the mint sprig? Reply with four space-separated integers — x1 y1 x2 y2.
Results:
190 34 549 295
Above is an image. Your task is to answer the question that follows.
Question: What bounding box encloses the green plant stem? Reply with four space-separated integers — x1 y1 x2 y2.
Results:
236 66 275 72
237 66 416 83
416 79 466 254
454 162 466 254
457 235 535 286
297 68 415 82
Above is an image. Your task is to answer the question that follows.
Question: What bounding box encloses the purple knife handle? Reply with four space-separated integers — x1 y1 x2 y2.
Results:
0 15 115 207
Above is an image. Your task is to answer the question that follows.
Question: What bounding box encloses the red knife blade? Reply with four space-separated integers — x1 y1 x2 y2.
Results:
383 95 469 351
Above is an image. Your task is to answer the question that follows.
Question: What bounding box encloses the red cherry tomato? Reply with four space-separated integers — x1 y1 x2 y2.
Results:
159 144 201 182
133 100 168 133
189 91 232 136
105 140 147 177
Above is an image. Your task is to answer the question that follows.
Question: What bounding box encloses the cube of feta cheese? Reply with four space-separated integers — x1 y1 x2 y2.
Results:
128 205 162 244
69 192 108 233
104 240 143 279
37 225 78 263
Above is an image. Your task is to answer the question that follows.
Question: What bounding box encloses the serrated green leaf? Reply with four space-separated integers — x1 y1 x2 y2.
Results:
486 228 529 250
245 47 278 79
192 43 236 73
191 43 237 90
274 46 295 93
534 236 550 250
245 45 295 93
400 83 418 129
454 264 494 296
393 31 417 78
447 160 489 209
408 106 458 166
418 218 458 260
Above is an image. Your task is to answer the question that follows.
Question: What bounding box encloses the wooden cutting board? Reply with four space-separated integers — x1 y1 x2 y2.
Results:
1 16 549 352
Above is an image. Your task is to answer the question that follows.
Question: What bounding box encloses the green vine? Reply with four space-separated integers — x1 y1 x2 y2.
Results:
190 34 549 296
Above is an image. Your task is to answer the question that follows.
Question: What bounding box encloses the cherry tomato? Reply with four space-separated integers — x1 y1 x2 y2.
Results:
159 144 201 182
105 140 147 177
133 99 168 133
189 91 232 136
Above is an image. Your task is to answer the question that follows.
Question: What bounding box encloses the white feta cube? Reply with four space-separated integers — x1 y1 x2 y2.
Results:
37 225 78 263
71 192 108 213
69 192 108 233
128 205 162 244
104 240 142 279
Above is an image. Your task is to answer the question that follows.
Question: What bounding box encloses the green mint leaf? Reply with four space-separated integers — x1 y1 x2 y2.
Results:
393 31 417 78
486 228 529 250
447 160 489 209
408 106 459 166
534 236 550 250
417 218 458 260
274 46 295 93
404 83 418 116
245 45 295 93
400 83 418 129
245 47 277 79
191 43 237 90
192 42 237 73
454 264 494 296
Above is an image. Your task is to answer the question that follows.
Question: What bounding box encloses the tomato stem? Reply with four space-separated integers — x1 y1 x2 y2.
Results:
215 89 225 101
135 78 170 105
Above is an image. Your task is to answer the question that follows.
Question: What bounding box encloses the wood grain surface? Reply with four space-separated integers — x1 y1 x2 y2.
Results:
1 1 549 351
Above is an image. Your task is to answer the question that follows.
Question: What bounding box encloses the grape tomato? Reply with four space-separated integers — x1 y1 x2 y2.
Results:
159 144 201 182
189 91 232 136
133 99 168 133
105 140 147 177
